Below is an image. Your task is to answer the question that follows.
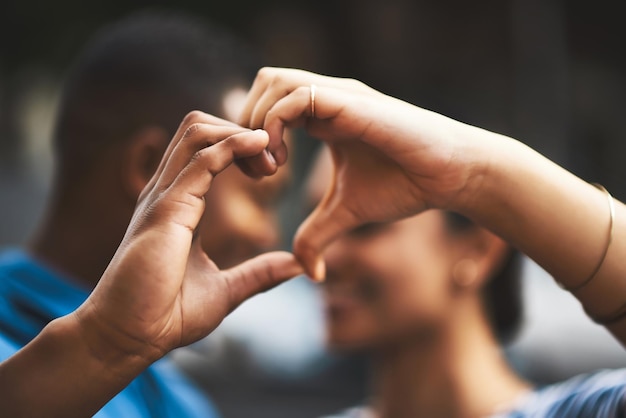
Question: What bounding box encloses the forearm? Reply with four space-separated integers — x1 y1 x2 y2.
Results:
454 125 626 342
0 313 148 417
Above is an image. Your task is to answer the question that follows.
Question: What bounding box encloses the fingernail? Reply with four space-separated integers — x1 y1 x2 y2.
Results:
312 258 326 282
264 149 276 166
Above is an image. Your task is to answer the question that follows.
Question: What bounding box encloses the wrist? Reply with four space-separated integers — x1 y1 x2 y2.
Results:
0 314 151 417
444 122 513 215
71 303 158 380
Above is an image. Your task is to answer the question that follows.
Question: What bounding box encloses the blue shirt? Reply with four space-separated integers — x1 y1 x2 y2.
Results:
325 370 626 417
500 369 626 417
0 249 220 418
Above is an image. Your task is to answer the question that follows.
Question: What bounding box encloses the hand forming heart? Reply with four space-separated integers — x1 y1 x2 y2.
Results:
239 67 479 280
76 111 304 364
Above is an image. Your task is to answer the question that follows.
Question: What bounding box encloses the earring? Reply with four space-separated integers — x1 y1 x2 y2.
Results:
452 259 478 288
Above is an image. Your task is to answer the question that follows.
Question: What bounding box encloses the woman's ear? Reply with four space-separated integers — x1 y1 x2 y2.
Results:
451 228 510 291
121 126 169 202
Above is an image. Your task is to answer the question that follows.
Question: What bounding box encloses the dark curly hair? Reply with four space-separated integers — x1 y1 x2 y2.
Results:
53 10 262 181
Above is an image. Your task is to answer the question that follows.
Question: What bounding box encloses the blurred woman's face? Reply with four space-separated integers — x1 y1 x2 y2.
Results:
321 211 460 351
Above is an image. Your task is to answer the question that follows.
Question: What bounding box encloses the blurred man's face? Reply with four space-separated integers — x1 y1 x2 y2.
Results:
196 86 290 268
199 165 288 268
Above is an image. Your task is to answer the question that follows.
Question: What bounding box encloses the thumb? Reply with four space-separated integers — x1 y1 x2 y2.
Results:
223 251 304 311
293 196 358 282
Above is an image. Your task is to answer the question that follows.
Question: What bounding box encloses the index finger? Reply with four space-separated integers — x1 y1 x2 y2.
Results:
239 68 319 166
142 111 241 197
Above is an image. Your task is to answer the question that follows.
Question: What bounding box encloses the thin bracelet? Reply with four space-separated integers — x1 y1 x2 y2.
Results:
560 183 615 292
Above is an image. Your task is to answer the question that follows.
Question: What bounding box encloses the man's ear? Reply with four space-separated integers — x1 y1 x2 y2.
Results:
121 126 169 202
451 229 510 291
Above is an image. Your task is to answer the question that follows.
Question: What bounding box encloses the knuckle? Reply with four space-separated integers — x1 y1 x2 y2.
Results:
265 106 279 121
190 147 210 163
190 147 226 176
295 85 310 98
182 110 206 127
256 67 274 82
255 261 275 294
182 123 203 141
137 190 165 226
221 131 237 144
346 77 366 89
